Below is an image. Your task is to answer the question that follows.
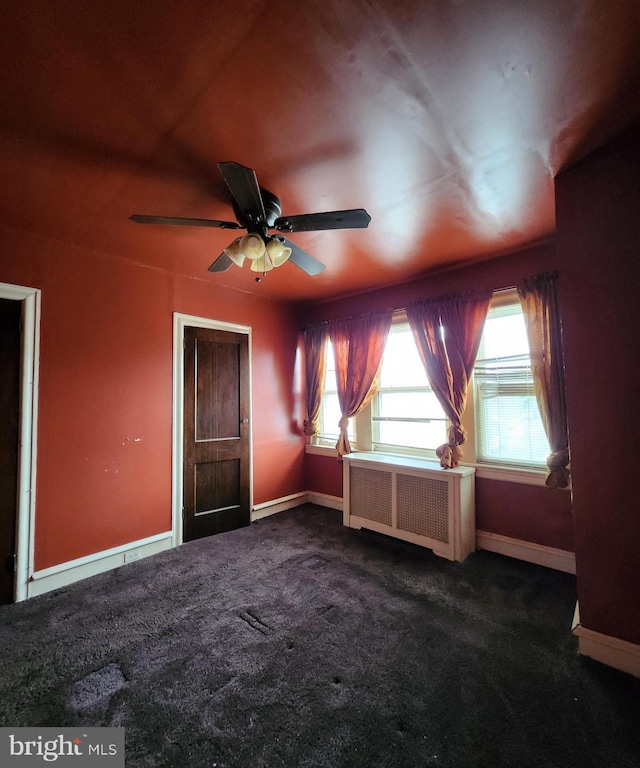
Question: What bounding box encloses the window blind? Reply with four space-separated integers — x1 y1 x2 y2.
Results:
474 301 550 467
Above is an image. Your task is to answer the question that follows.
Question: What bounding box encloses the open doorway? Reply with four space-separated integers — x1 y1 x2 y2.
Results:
0 282 40 603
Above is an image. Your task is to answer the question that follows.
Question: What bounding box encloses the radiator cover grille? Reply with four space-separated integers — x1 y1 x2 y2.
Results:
344 454 475 562
396 473 449 543
349 466 392 526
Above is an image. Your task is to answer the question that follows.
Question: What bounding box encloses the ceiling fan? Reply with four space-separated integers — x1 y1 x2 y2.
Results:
130 161 371 280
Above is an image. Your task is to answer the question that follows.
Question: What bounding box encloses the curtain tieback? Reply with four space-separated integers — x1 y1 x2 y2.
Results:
545 449 570 488
546 448 569 472
303 419 319 436
436 442 463 469
448 424 467 447
435 425 466 468
338 415 350 432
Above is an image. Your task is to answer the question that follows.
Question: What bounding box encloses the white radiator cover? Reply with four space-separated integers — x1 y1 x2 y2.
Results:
343 452 476 561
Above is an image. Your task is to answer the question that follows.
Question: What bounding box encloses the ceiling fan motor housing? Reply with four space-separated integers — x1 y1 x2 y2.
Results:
233 188 282 232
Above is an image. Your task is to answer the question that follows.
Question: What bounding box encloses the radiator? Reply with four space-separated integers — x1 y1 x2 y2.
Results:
343 452 476 561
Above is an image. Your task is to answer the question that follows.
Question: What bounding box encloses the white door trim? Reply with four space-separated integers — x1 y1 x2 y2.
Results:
0 282 41 602
172 313 253 547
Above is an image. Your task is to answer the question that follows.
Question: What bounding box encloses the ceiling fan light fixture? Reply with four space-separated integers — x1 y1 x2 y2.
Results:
223 237 246 267
249 252 274 273
238 233 265 261
266 237 292 267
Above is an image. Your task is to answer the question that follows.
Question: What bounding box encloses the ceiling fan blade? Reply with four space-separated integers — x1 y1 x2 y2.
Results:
130 215 240 229
280 237 326 276
217 161 266 223
274 208 371 233
207 253 234 273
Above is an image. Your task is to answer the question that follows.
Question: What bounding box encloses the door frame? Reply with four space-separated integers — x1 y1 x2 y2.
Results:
172 313 253 547
0 282 41 602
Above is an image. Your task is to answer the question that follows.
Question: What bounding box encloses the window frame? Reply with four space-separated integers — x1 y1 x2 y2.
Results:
472 288 550 470
368 313 448 458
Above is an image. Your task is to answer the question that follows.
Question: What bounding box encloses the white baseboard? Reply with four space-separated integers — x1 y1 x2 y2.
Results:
29 501 575 602
252 492 309 521
252 491 343 521
306 492 343 511
572 613 640 678
26 493 340 599
476 530 576 574
28 532 174 598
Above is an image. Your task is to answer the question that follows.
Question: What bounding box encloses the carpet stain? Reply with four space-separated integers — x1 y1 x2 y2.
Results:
301 555 328 569
238 610 272 636
318 604 341 625
67 663 126 711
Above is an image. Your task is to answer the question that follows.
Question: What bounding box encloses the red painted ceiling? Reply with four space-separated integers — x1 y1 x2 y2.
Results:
2 0 639 301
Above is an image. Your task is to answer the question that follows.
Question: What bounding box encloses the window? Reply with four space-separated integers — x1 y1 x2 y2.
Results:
315 317 447 456
317 339 355 443
473 293 549 467
371 321 447 452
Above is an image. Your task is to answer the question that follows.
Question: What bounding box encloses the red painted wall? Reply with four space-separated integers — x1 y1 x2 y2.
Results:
0 225 305 570
555 125 640 645
305 453 344 500
475 479 573 551
298 241 574 552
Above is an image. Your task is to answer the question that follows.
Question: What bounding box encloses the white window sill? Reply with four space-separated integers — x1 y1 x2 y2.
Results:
306 443 339 457
305 444 563 488
470 463 548 487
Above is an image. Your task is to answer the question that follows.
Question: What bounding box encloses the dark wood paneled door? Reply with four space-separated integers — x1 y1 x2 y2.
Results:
0 298 21 604
183 327 250 542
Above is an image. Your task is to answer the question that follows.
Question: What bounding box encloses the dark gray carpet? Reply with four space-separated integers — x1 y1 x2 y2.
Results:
1 505 639 767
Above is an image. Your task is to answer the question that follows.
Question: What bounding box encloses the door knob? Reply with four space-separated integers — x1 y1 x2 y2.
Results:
240 418 249 423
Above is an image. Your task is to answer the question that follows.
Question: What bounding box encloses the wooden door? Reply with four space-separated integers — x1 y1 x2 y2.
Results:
183 327 250 542
0 298 21 604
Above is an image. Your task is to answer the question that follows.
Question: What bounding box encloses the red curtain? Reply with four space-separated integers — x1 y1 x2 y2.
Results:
407 291 492 467
303 326 328 438
330 310 393 456
518 271 570 488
